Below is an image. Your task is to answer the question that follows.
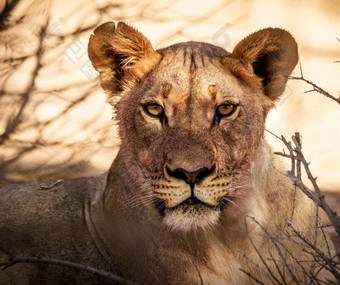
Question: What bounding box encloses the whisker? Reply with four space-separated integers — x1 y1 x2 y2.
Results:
121 192 156 209
221 195 241 210
225 198 240 209
122 193 153 205
228 184 252 193
155 200 166 213
128 197 156 208
227 193 247 199
124 199 155 210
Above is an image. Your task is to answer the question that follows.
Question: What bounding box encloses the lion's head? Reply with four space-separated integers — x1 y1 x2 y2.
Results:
88 22 298 232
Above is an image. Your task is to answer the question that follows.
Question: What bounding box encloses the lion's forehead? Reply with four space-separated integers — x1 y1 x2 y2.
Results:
157 41 231 62
144 43 244 120
157 42 231 84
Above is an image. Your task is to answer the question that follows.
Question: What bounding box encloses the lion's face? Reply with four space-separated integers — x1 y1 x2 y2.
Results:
118 43 270 231
88 23 298 232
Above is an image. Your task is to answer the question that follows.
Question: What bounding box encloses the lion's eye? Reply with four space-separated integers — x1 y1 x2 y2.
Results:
144 103 164 117
216 103 237 118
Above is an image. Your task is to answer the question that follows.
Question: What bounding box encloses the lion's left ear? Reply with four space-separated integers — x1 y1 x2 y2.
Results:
88 22 161 99
231 28 298 101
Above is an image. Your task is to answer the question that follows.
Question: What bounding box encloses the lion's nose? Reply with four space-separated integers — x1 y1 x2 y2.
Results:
166 165 215 187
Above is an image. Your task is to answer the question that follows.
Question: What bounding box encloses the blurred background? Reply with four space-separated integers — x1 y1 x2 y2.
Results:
0 0 339 192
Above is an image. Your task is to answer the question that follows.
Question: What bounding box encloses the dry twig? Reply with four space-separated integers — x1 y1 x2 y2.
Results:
289 63 340 106
274 133 340 237
0 248 137 285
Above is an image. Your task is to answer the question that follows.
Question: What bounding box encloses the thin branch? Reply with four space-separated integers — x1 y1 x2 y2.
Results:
274 133 340 237
268 251 287 285
0 253 137 285
192 261 204 285
293 133 340 237
239 268 266 285
289 185 297 223
274 231 324 282
241 251 281 284
334 38 339 62
248 216 300 285
294 133 301 180
286 221 340 279
320 224 332 259
242 217 283 283
289 63 340 105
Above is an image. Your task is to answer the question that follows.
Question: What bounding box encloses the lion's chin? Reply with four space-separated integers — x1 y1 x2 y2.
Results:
163 204 221 232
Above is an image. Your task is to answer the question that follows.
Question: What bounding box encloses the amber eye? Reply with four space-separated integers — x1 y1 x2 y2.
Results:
144 103 164 117
216 103 237 117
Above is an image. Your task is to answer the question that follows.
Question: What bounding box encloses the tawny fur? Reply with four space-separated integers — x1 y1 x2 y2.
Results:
0 22 337 285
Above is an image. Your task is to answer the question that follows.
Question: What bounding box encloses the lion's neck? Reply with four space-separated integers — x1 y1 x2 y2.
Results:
248 139 293 227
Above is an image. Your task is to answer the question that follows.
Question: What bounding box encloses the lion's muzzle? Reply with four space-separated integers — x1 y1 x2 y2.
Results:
151 160 233 231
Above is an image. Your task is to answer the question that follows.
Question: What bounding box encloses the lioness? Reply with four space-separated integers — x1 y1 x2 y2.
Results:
0 22 337 284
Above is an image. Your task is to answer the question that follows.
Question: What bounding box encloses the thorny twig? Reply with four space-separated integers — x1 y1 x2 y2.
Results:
243 214 339 284
334 38 339 63
242 123 340 283
271 129 340 281
274 133 340 237
247 216 300 285
289 63 340 106
239 268 265 285
242 218 284 284
286 221 340 280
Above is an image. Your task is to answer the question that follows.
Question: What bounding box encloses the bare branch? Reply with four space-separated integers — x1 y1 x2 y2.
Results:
239 268 266 285
289 63 340 105
192 261 204 285
274 133 340 237
268 251 287 285
0 250 137 285
247 216 300 284
286 221 340 279
334 38 340 62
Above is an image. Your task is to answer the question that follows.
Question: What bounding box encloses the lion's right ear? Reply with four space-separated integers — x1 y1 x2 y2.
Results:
88 22 161 99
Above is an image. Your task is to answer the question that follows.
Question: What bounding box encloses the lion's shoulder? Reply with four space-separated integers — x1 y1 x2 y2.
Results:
0 174 113 284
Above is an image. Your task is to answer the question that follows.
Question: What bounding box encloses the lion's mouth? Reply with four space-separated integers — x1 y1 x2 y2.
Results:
182 196 203 206
155 196 208 214
156 195 225 231
155 195 227 216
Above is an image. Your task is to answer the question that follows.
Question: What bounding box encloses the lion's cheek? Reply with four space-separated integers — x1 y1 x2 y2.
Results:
134 144 165 172
134 111 163 140
136 149 152 169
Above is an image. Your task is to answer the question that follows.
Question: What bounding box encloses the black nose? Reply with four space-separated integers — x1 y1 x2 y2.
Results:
166 165 215 187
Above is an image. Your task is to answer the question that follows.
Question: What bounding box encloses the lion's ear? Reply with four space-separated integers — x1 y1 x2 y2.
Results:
232 28 298 101
88 22 161 99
